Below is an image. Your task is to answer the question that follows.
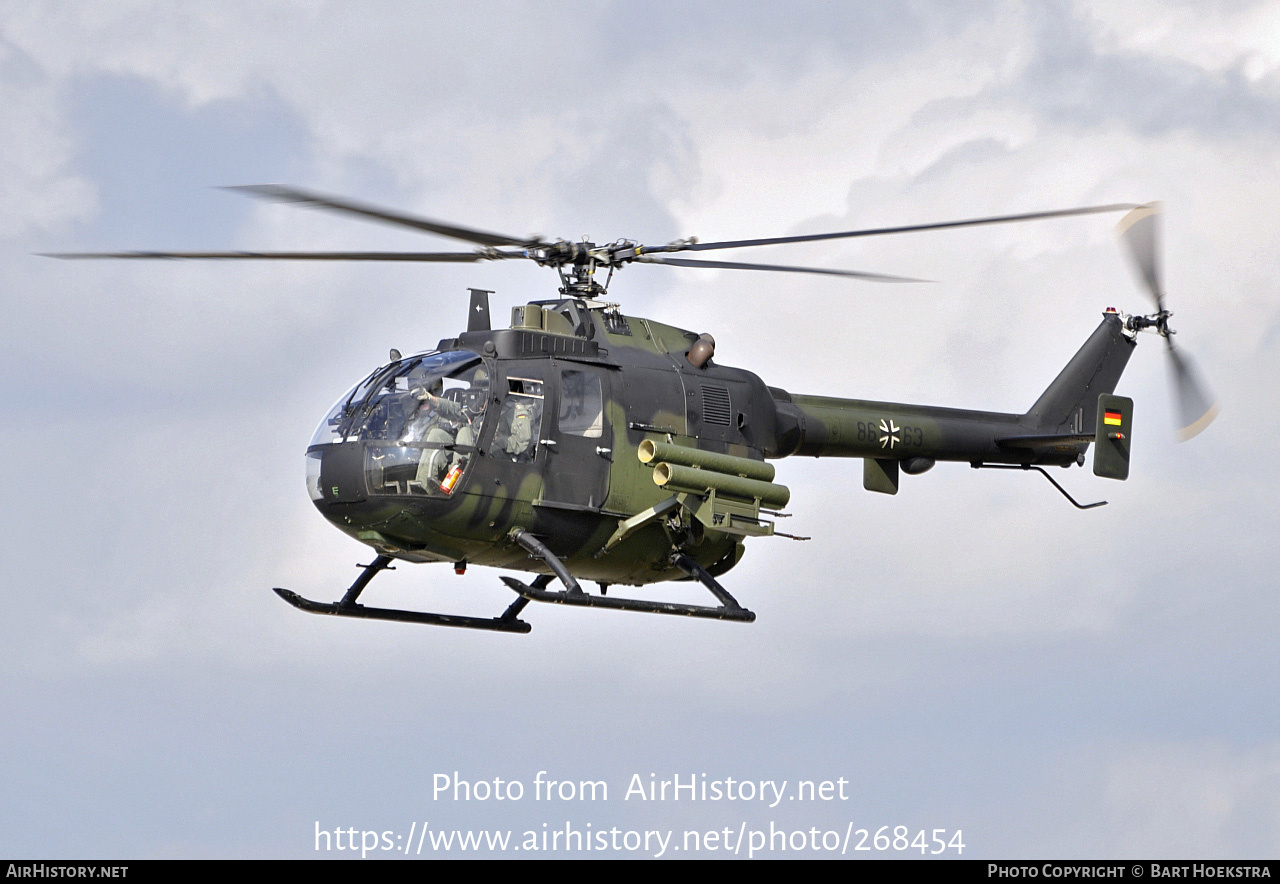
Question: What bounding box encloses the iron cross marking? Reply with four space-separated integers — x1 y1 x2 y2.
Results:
879 418 900 449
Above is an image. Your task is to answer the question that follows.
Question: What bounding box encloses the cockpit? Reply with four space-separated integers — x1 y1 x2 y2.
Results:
307 350 491 500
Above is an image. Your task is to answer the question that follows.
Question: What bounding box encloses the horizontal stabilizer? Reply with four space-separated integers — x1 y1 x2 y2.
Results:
864 457 899 495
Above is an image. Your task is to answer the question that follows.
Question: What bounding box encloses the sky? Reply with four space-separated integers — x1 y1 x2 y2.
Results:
2 0 1279 860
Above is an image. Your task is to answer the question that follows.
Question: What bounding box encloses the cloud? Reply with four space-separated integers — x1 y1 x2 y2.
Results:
0 36 94 236
1013 1 1280 139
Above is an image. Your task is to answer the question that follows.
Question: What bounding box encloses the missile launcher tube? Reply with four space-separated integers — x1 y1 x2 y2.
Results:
638 439 776 482
652 462 791 509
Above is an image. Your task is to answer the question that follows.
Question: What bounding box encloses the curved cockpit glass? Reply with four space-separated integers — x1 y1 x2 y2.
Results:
308 351 491 499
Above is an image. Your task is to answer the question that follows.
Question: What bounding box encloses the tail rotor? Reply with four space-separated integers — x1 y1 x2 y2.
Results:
1116 203 1219 440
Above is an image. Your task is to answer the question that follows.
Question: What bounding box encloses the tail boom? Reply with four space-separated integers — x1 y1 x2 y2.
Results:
770 312 1136 469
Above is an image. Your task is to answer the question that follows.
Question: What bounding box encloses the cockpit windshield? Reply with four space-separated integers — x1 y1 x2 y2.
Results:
311 351 486 445
308 351 492 498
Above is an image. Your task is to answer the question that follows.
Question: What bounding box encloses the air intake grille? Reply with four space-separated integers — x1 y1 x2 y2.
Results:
517 332 591 356
702 385 732 426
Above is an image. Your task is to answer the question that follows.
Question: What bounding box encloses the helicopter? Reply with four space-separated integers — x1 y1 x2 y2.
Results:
49 187 1218 634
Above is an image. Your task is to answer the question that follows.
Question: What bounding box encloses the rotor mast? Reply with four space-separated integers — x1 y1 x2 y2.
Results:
531 239 615 298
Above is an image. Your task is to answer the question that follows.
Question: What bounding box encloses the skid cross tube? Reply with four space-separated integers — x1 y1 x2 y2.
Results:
273 555 533 633
502 530 755 622
670 553 750 613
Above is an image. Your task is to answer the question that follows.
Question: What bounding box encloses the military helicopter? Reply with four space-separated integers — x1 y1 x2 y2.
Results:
50 187 1217 634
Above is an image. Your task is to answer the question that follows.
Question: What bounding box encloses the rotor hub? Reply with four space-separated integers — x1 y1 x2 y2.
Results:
1125 310 1174 338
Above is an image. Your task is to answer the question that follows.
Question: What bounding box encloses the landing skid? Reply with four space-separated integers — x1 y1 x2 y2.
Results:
272 536 756 633
501 530 756 622
273 555 533 634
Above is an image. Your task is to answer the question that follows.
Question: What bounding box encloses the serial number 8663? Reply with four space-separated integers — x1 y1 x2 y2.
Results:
854 420 924 448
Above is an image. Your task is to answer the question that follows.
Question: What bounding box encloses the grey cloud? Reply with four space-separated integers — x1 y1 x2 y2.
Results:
1017 2 1280 139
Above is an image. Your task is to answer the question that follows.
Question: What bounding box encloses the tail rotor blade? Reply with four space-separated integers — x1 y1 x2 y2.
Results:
1116 202 1163 310
1166 339 1219 440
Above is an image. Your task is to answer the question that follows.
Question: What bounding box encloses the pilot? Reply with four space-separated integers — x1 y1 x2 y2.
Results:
401 378 448 444
406 368 489 487
415 366 487 447
399 379 451 487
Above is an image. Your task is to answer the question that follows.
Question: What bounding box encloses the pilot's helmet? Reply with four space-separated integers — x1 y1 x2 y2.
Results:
464 367 490 413
523 380 543 397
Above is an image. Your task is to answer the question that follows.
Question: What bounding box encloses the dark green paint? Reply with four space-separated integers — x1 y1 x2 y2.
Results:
308 301 1138 588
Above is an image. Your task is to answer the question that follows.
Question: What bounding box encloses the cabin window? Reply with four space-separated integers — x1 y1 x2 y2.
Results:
558 369 603 438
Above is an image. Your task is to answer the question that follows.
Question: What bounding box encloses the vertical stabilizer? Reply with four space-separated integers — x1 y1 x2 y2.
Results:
1025 312 1135 434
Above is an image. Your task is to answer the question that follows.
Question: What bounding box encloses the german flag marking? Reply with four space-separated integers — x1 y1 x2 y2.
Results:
1104 410 1123 426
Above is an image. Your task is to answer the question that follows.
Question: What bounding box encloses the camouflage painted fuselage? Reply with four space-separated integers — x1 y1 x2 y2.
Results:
309 300 779 586
308 300 1134 586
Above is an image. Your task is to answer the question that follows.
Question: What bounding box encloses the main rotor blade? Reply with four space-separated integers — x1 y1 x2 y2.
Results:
1165 338 1219 441
635 254 928 282
1116 202 1163 310
647 203 1142 255
226 185 543 248
41 250 517 262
